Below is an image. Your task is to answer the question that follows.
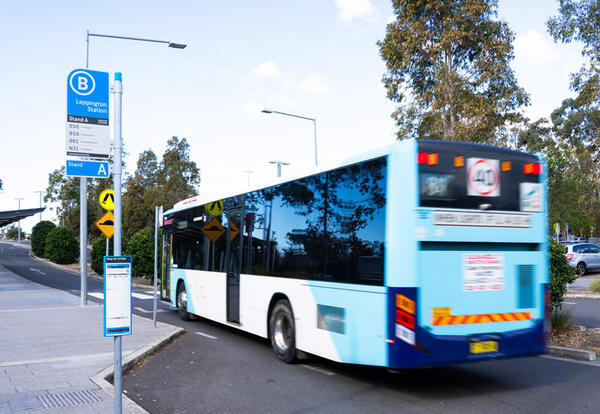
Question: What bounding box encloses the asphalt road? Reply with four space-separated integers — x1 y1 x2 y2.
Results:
2 242 600 413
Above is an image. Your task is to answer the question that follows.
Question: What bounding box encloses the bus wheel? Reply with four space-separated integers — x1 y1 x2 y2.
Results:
177 283 190 321
269 299 297 363
576 262 587 276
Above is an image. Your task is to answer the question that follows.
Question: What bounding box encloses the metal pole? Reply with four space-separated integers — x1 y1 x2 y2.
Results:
80 178 87 306
86 31 90 69
35 191 43 221
313 119 318 166
153 206 158 326
112 72 123 414
15 198 23 242
106 238 109 256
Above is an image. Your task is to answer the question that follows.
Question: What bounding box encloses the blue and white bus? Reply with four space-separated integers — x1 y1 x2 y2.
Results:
160 139 549 368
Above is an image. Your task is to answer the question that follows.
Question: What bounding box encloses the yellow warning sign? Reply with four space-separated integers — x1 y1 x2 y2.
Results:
99 189 114 211
229 222 239 241
201 217 225 243
95 211 114 239
432 307 451 318
205 200 224 216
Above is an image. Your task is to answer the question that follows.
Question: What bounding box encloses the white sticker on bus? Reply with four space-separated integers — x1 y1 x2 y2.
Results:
467 158 500 197
463 253 504 291
433 210 532 228
520 182 542 212
395 323 415 345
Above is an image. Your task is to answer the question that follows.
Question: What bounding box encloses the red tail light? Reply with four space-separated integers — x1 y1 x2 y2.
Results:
417 152 428 164
524 163 542 174
566 253 574 261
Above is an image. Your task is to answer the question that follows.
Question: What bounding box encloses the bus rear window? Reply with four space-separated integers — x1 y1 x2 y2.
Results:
418 141 541 212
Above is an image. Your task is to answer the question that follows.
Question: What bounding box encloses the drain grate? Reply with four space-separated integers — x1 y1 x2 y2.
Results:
38 389 102 409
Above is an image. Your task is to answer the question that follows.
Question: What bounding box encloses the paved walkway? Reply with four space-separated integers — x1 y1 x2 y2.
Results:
0 264 180 413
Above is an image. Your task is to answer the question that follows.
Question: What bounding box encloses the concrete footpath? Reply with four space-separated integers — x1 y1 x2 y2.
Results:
0 264 183 414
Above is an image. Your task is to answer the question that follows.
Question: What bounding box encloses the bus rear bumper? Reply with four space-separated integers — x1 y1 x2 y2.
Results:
388 319 546 369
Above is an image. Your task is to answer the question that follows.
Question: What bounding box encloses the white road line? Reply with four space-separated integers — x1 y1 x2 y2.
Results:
300 364 336 376
134 306 166 314
89 292 104 299
563 302 577 305
132 292 154 300
29 267 47 275
195 331 218 340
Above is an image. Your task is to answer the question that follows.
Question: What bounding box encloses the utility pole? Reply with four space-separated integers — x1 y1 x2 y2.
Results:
15 198 24 241
34 191 44 221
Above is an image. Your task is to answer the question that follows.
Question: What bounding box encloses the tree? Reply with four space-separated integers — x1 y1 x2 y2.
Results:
378 0 528 143
5 226 19 240
31 221 56 257
549 237 576 308
124 227 154 279
90 235 113 275
548 0 600 106
157 136 201 210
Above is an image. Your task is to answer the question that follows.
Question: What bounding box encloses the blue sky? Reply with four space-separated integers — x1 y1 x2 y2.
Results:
0 0 584 233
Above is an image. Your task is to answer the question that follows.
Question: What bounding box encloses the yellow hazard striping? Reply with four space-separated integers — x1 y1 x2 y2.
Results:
432 312 531 326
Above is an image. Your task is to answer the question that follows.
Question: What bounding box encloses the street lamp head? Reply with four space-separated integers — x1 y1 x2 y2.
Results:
261 109 273 114
168 41 187 49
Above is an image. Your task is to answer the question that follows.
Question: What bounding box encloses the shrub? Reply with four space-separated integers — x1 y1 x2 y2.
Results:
45 226 79 264
91 235 114 275
550 237 576 308
124 227 154 279
31 221 56 257
551 305 573 331
5 226 19 240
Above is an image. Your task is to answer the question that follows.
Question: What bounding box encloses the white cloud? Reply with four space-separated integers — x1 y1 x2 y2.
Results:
301 75 331 95
252 61 281 78
514 29 560 67
241 102 264 116
334 0 377 25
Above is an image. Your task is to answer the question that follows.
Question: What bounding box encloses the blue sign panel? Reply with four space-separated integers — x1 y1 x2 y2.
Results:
66 160 109 178
103 256 132 337
67 69 109 119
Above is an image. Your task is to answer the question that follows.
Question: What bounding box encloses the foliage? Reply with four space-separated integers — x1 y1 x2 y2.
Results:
549 237 576 308
90 236 113 275
44 226 79 264
123 136 200 239
551 305 573 331
548 0 600 106
31 221 56 257
588 279 600 292
5 226 19 240
378 0 528 143
124 227 154 279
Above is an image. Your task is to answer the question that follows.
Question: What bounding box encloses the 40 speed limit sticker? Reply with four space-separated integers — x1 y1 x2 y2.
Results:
467 158 500 197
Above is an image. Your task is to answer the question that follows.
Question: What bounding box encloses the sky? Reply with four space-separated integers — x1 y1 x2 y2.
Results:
0 0 585 234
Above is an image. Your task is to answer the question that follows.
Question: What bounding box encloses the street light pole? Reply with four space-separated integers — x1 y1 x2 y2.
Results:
269 160 290 178
15 198 23 242
34 191 44 221
85 30 187 414
262 109 318 166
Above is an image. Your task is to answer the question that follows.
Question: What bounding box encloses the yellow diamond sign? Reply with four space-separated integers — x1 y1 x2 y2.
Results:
95 211 114 239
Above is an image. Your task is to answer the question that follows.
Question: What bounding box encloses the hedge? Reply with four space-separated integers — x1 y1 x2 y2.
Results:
44 226 79 264
31 221 56 257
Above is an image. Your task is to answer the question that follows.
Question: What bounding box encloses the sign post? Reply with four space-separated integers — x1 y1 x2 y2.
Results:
153 205 162 327
66 68 110 308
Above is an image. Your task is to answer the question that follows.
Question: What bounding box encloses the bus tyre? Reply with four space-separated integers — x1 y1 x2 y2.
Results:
269 299 297 363
576 262 586 276
177 283 190 321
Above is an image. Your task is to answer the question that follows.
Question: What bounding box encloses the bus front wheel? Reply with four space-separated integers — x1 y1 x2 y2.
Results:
269 299 297 363
177 283 190 321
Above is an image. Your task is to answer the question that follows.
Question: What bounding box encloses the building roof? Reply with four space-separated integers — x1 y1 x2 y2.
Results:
0 208 46 228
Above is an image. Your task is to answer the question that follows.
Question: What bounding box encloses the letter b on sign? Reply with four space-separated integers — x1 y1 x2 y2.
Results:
69 70 96 96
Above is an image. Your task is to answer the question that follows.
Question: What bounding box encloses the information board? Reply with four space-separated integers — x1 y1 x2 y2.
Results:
103 256 132 337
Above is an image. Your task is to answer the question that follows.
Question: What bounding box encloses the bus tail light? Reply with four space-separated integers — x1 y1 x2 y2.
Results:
427 153 438 165
454 156 464 167
566 253 573 261
417 152 439 165
524 163 542 174
396 309 415 329
417 152 428 164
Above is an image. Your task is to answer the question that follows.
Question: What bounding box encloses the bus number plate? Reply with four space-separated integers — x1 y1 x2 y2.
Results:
470 341 498 354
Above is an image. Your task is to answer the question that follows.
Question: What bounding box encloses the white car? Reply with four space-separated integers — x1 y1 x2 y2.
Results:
565 243 600 275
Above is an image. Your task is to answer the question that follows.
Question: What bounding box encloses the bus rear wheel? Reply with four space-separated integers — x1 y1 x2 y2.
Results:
177 283 190 321
269 299 297 363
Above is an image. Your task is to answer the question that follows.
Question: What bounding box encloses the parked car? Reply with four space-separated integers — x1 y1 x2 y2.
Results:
564 243 600 275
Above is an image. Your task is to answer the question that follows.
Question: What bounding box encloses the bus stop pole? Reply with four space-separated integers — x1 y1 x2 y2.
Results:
112 72 123 414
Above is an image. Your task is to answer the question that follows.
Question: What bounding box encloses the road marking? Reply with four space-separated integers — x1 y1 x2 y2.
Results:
89 292 104 299
29 267 46 275
541 355 600 368
300 364 336 376
134 306 166 314
195 331 218 340
0 305 100 313
132 292 154 300
563 302 576 305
